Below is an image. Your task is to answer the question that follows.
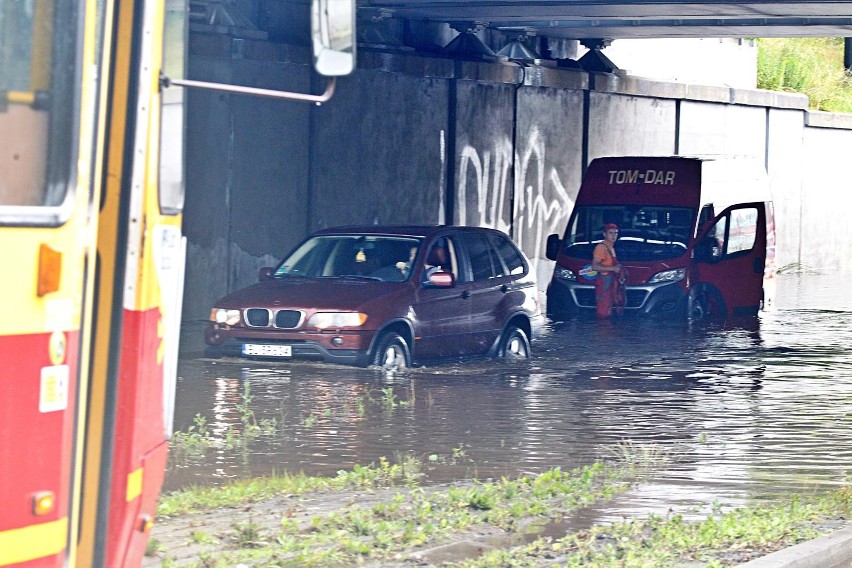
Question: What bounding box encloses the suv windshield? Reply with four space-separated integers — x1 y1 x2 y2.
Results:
276 235 423 282
564 205 695 261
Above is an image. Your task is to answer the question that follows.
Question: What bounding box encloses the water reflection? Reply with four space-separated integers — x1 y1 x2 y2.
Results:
166 272 852 516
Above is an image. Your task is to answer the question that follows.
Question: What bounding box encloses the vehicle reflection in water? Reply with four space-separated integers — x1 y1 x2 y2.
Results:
166 273 852 520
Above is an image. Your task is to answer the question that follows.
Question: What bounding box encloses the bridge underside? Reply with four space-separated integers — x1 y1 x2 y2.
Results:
357 1 852 39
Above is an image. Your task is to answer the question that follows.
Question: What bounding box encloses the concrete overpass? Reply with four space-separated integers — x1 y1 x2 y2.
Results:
238 1 852 73
357 1 852 39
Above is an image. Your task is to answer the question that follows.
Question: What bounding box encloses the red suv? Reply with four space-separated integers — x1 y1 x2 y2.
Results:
205 225 544 368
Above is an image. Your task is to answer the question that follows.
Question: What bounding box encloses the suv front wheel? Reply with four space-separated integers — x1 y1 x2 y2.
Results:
372 332 412 370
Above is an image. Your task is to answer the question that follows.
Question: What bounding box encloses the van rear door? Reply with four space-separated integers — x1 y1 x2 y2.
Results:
693 202 768 316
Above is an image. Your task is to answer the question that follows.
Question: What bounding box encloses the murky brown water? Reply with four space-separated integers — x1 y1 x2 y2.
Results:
166 272 852 518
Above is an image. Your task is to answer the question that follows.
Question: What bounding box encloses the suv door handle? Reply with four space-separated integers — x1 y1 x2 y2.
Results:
461 290 471 299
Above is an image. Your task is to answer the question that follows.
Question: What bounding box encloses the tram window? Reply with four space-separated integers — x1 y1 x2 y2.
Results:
0 0 77 214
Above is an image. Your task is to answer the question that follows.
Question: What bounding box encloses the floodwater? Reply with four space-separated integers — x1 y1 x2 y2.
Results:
166 272 852 518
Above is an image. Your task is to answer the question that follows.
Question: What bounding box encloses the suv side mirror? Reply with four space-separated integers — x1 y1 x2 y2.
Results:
259 267 275 280
425 271 455 288
545 234 561 261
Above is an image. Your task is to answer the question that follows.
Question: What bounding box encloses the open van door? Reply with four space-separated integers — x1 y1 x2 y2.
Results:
692 202 768 318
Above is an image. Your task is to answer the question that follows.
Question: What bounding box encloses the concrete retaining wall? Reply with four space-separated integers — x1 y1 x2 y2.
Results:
181 35 852 323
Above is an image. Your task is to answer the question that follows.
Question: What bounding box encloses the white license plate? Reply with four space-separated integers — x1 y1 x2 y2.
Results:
242 344 292 357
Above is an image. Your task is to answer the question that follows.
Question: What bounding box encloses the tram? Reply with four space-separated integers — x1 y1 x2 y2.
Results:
0 0 353 565
1 0 184 563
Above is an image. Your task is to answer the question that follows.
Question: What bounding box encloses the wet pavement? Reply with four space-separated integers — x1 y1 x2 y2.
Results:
167 271 852 522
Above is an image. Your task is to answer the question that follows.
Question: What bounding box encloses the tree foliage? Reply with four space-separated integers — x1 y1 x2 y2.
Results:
757 37 852 112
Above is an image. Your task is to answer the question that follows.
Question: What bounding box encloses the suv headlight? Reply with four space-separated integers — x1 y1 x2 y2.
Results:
648 268 686 285
211 308 241 325
554 267 576 282
308 312 368 329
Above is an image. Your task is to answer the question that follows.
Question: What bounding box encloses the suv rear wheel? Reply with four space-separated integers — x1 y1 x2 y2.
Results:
497 325 530 359
372 332 412 370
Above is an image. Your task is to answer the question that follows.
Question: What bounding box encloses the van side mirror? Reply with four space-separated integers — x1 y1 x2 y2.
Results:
694 237 722 263
424 271 455 288
259 267 275 280
545 234 561 261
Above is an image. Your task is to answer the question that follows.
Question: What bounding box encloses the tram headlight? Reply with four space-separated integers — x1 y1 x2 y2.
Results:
648 268 686 284
32 491 56 516
210 308 241 326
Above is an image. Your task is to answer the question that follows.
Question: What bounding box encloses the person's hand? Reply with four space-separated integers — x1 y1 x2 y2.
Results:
613 264 621 273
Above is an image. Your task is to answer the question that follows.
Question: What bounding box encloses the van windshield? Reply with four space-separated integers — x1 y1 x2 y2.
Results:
563 205 695 261
276 235 423 282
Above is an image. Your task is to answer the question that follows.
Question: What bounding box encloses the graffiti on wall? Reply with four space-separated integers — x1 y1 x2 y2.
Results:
456 125 574 275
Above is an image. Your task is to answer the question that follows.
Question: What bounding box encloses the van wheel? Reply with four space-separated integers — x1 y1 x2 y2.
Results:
372 332 411 370
498 325 531 359
688 287 725 322
546 304 573 322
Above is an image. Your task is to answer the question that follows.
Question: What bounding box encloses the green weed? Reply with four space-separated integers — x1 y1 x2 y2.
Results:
190 463 631 566
170 414 213 459
195 552 218 567
460 486 852 567
605 439 678 471
380 387 398 408
300 413 318 427
144 537 162 556
232 517 266 548
190 530 218 545
158 455 424 517
758 38 852 112
155 454 852 568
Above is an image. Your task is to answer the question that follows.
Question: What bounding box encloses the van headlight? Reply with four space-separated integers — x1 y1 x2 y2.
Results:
648 268 686 284
210 308 241 325
308 312 368 329
554 267 576 282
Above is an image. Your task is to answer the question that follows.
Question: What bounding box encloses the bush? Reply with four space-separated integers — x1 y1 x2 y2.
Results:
758 37 852 112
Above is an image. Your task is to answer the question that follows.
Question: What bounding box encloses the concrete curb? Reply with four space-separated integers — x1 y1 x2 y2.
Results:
737 525 852 568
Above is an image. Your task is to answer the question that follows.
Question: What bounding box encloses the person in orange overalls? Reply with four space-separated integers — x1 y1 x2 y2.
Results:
592 223 622 318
